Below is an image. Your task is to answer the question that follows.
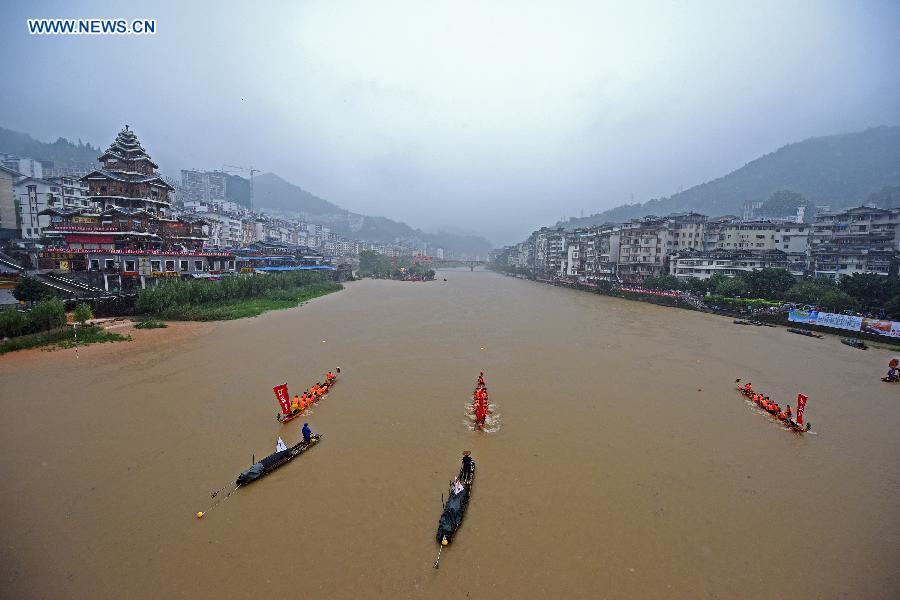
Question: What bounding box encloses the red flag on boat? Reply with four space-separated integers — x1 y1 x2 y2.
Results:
274 383 290 416
796 393 807 425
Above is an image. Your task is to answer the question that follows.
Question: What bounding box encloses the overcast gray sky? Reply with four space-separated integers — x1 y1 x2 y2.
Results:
1 0 898 244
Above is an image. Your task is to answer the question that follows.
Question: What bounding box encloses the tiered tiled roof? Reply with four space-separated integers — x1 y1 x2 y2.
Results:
81 168 174 190
97 125 159 169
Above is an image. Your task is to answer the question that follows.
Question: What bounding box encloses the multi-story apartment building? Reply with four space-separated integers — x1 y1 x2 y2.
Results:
810 206 900 278
670 249 789 280
0 165 20 241
45 175 91 209
560 224 622 281
617 214 706 282
718 220 778 250
702 216 736 251
0 155 43 179
14 177 55 240
617 218 668 282
532 227 567 277
773 222 810 275
15 173 92 240
180 169 227 205
203 212 244 248
666 212 707 254
564 229 590 277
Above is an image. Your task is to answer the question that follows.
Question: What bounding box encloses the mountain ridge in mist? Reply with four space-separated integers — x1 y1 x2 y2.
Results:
254 173 494 257
0 125 493 257
559 125 900 229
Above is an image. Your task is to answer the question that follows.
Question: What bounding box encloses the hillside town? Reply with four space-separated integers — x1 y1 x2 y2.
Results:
0 125 448 299
491 207 900 283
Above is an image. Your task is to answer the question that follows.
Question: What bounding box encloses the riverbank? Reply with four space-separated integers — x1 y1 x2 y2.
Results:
142 281 343 321
136 272 344 321
0 323 131 355
0 277 344 355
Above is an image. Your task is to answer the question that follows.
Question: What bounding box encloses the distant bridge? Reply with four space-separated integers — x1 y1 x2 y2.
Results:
434 260 486 271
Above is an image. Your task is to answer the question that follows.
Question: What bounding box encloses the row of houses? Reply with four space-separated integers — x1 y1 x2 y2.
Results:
493 207 900 282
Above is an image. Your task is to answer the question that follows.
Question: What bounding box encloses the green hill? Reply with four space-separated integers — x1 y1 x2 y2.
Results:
561 126 900 228
0 126 99 170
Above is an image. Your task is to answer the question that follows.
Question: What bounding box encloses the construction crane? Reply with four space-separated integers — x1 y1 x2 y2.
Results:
222 164 260 212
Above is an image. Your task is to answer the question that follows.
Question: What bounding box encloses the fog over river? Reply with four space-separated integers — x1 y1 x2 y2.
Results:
1 270 898 599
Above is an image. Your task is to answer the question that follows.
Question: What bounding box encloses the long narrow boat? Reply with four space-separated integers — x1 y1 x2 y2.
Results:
472 374 490 428
787 327 822 338
277 374 338 424
840 338 867 350
735 381 811 433
235 434 322 486
433 457 476 568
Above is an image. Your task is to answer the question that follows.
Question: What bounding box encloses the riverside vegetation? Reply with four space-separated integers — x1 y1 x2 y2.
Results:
135 271 343 320
495 265 900 316
0 299 130 354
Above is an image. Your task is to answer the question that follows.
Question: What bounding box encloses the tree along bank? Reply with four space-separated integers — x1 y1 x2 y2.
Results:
135 271 343 321
1 299 132 354
492 265 900 317
356 251 435 280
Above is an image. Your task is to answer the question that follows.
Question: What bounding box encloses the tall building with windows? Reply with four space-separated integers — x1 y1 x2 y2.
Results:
180 169 227 205
0 154 43 179
0 165 19 241
717 220 778 250
810 206 900 278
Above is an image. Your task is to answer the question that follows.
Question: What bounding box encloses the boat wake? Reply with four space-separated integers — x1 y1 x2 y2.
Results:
464 403 501 432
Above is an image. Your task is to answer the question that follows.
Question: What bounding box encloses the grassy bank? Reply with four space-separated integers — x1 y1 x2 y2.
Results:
0 325 132 355
138 277 343 321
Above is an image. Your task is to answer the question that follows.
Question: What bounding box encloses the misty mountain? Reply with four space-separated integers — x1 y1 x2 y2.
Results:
560 126 900 229
224 173 251 208
254 172 345 215
254 173 493 258
0 126 492 257
0 126 99 170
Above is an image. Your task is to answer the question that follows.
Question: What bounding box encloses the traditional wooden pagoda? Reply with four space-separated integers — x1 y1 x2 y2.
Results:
39 126 235 291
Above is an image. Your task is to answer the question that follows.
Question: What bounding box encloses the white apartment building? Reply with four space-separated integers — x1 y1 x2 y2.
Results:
810 206 900 278
203 212 244 248
1 155 43 179
774 222 810 274
14 177 55 239
718 220 778 250
670 249 790 280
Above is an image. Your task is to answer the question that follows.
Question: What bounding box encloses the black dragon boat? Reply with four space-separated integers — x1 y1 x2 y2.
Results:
433 454 476 568
236 434 322 486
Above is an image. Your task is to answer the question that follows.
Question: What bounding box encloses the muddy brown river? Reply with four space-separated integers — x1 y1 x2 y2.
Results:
1 270 898 599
